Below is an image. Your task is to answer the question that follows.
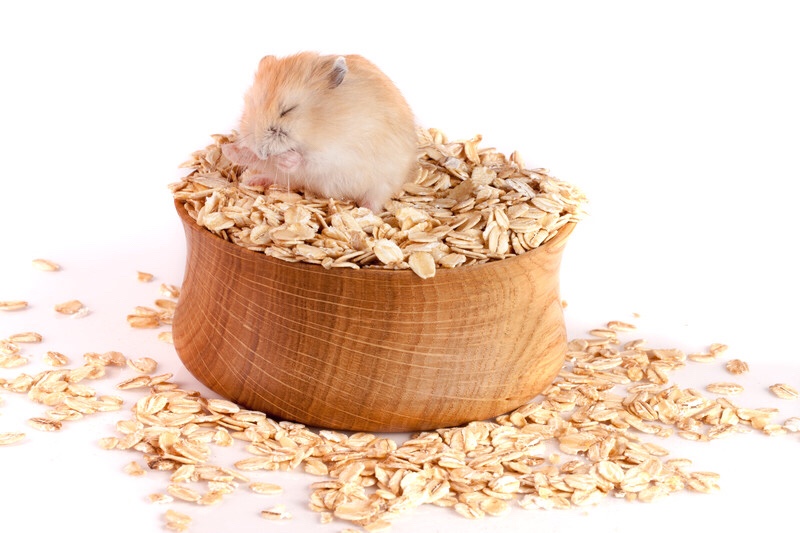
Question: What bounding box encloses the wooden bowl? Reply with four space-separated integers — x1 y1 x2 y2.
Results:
172 200 575 432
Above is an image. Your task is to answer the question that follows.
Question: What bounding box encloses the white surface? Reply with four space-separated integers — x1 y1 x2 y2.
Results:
1 1 798 532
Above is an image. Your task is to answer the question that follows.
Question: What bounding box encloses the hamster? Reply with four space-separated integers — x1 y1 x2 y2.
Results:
222 52 418 212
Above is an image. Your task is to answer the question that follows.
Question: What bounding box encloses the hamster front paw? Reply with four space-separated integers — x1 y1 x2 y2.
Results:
241 172 276 187
273 150 303 172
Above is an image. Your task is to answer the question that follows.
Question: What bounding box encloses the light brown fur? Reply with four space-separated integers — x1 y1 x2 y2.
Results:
223 52 417 212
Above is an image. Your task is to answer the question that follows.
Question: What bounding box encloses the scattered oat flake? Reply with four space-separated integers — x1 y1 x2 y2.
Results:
0 354 27 368
783 417 800 432
688 353 717 363
261 504 292 520
158 331 174 344
762 424 787 436
132 306 159 317
9 332 43 343
0 339 19 355
54 300 85 315
164 509 192 532
170 465 195 483
706 382 744 395
165 509 191 522
104 350 128 366
155 299 177 311
168 484 201 502
32 258 61 271
0 300 28 311
27 417 62 432
124 461 146 476
149 372 174 385
213 428 233 447
589 328 617 339
769 383 798 400
137 271 154 282
148 493 174 504
127 315 160 328
160 284 181 299
117 375 152 390
98 437 119 450
607 320 636 331
199 490 225 506
709 343 728 355
0 432 26 446
127 357 158 374
205 398 240 414
250 482 283 495
725 359 749 374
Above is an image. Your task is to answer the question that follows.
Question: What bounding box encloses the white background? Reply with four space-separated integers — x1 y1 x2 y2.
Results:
1 1 798 532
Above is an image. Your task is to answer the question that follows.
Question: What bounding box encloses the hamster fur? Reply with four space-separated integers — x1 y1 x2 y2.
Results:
222 52 418 212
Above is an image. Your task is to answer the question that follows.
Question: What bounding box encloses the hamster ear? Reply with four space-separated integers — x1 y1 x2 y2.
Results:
221 141 261 167
329 56 347 88
258 55 276 70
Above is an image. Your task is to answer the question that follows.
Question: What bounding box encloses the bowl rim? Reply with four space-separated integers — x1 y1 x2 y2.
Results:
174 198 576 281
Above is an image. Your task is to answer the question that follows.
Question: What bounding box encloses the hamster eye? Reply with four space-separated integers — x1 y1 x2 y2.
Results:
279 105 297 118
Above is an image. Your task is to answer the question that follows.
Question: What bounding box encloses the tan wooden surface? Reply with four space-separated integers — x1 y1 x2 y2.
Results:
173 200 574 431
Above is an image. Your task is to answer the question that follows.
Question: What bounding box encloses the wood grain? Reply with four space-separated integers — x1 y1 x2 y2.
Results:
173 200 575 432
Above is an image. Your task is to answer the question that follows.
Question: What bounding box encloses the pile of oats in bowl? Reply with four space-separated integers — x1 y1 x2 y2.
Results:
169 128 587 279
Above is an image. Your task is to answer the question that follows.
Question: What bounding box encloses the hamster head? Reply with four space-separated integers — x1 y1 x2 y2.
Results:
238 52 348 161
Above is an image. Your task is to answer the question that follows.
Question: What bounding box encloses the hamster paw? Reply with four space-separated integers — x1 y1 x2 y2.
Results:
242 173 276 187
273 150 303 172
